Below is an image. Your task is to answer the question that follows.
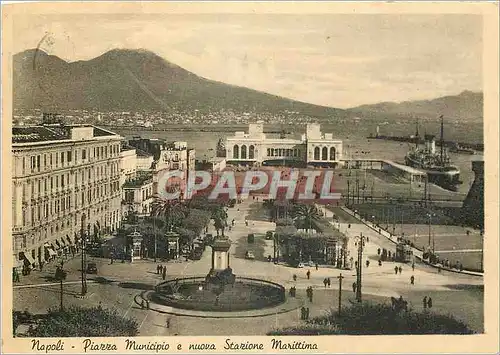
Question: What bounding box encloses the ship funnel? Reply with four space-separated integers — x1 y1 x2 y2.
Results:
424 134 436 154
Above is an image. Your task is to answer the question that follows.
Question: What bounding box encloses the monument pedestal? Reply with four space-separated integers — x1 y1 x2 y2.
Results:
205 236 235 288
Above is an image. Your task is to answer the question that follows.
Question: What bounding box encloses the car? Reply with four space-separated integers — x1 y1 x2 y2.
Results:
297 262 305 268
307 260 315 267
86 262 98 274
245 251 255 260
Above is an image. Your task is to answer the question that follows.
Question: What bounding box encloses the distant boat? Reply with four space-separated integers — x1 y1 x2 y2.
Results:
404 116 461 191
449 142 475 155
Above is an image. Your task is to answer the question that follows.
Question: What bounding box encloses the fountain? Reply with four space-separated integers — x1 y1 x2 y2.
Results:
148 235 287 313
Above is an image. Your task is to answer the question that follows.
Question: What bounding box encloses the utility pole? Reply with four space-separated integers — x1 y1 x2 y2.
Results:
356 234 364 302
427 214 432 249
347 180 350 206
356 177 360 204
423 177 428 208
80 214 87 296
337 273 344 315
153 216 157 262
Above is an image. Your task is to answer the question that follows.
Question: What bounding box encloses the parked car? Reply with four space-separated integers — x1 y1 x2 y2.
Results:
307 260 315 267
86 262 98 274
265 231 273 240
245 251 255 260
297 262 305 268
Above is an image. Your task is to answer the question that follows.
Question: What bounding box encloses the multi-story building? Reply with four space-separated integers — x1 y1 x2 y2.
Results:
122 172 155 218
12 123 123 269
225 123 343 168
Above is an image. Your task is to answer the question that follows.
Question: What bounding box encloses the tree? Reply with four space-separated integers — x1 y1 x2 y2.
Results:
268 302 474 335
25 306 139 337
291 204 322 232
151 196 188 232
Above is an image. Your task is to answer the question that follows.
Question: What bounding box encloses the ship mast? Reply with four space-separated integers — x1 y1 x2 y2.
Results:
440 115 444 162
415 117 419 148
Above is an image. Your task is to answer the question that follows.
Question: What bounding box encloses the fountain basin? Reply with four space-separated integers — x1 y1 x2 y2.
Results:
150 276 286 312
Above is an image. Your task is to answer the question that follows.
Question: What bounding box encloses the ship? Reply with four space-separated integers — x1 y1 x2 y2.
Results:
216 137 226 157
404 116 461 191
449 142 475 155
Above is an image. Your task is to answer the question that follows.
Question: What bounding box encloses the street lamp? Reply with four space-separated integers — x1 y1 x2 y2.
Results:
80 214 87 296
354 233 365 303
55 261 67 311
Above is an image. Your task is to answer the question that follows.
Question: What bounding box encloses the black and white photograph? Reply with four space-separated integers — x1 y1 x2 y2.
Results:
2 2 498 353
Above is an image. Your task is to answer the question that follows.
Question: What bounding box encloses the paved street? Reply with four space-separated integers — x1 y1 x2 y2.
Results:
14 198 484 335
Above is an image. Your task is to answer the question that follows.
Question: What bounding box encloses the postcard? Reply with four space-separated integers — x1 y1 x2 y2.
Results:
1 1 498 354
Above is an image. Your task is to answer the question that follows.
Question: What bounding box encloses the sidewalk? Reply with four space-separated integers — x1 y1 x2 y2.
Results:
336 205 483 277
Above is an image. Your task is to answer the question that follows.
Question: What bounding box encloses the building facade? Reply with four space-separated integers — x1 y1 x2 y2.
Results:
225 124 343 167
122 172 155 218
12 124 123 269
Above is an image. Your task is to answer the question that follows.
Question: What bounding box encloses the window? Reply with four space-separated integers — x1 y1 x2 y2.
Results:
61 152 65 165
36 155 41 171
67 151 72 162
55 153 59 166
44 154 47 168
50 154 53 166
82 149 87 160
61 174 65 188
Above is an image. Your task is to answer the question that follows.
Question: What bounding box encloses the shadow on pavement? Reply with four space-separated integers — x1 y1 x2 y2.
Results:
118 282 155 291
443 284 484 291
91 276 114 284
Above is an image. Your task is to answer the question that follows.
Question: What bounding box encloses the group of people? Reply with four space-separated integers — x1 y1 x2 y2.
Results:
423 296 433 309
322 278 332 288
306 286 314 302
300 306 310 320
156 264 167 280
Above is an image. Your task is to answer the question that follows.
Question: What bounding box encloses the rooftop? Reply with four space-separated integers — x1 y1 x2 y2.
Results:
12 124 118 144
123 173 154 188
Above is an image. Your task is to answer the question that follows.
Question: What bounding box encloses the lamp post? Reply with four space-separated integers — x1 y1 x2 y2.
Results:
427 213 432 249
80 214 87 296
337 273 344 315
355 234 365 303
55 261 67 311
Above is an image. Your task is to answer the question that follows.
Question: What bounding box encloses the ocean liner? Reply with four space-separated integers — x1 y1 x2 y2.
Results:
404 116 461 191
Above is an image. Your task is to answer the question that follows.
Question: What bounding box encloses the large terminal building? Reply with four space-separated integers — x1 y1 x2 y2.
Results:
225 123 343 168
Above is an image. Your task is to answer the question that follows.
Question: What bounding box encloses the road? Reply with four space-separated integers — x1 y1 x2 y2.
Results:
13 198 484 335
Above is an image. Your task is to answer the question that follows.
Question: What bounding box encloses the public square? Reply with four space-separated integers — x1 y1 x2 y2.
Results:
13 198 484 335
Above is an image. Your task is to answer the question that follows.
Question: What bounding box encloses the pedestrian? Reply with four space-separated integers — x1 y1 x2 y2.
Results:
366 260 370 268
423 296 427 309
438 266 441 273
110 255 114 264
412 262 415 271
398 266 402 274
327 278 331 288
156 265 160 274
352 282 357 293
305 307 310 320
394 266 398 275
300 307 306 320
378 259 382 266
410 275 415 285
166 317 171 328
309 288 313 302
377 248 381 255
366 237 369 243
427 297 433 309
323 278 327 288
306 270 311 279
162 268 166 280
315 263 318 271
293 274 297 282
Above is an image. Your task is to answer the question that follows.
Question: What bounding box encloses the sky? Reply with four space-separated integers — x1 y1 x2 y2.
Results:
13 14 483 108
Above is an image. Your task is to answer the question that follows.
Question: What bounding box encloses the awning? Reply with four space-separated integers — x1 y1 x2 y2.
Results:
22 252 35 265
55 240 61 249
66 236 74 245
47 248 56 256
51 243 59 251
60 238 67 246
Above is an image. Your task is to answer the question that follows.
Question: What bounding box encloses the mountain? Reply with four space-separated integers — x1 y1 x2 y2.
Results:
13 48 346 118
348 91 483 121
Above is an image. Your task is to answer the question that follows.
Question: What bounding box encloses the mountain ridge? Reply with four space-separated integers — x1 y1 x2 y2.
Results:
13 48 482 122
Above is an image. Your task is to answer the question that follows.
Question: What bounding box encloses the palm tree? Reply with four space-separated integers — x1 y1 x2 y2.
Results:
151 196 188 233
291 204 322 232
